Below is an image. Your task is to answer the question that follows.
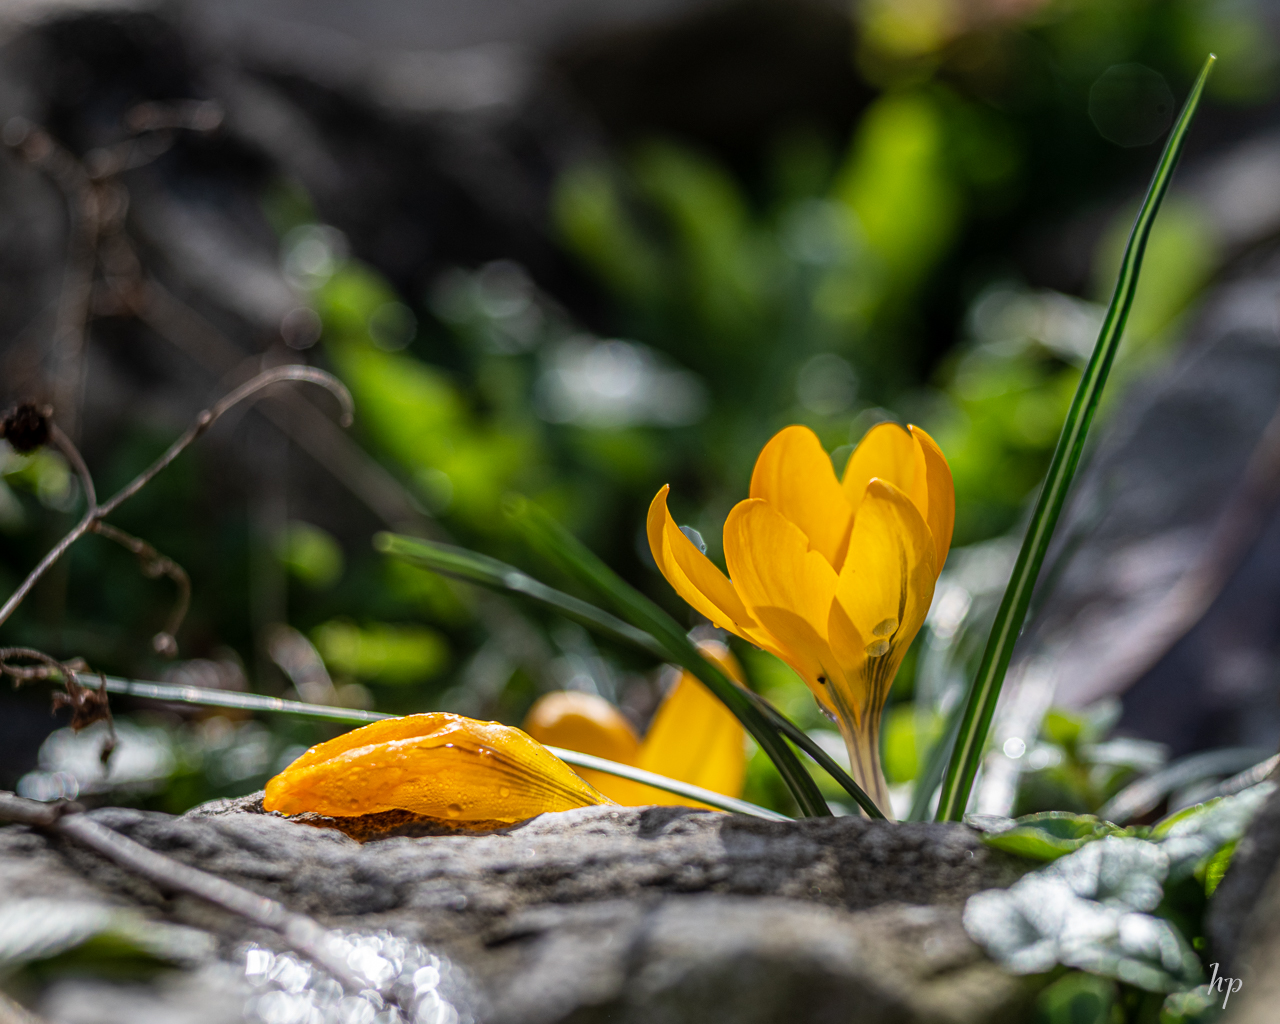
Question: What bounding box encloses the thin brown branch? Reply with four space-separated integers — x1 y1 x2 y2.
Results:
0 366 353 631
136 280 436 535
0 648 111 739
49 422 97 512
0 791 376 998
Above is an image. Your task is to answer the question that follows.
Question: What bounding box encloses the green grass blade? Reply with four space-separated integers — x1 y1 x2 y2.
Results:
92 673 392 723
381 529 881 817
374 534 667 657
753 694 885 818
82 673 787 820
540 747 791 820
906 699 963 821
502 497 835 818
935 55 1216 822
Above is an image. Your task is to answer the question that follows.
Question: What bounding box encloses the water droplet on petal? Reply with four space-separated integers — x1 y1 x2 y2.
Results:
872 618 898 638
445 803 462 818
867 639 890 657
499 786 511 798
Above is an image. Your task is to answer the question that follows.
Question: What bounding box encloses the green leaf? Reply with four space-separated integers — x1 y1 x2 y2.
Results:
1151 781 1274 881
1161 985 1228 1024
935 55 1217 822
1034 972 1117 1024
1198 840 1237 898
967 811 1116 861
502 497 851 818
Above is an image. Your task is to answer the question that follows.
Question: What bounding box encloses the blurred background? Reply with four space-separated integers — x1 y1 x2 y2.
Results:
3 0 1280 820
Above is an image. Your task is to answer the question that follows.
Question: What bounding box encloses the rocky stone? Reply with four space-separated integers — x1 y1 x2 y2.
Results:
1210 785 1280 1022
1209 781 1280 970
0 801 1038 1023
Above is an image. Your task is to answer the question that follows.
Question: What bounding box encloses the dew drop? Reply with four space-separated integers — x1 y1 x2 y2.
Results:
872 617 898 638
866 639 890 657
445 803 463 818
499 786 511 798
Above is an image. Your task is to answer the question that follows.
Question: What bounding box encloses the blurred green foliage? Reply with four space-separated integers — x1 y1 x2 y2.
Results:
2 0 1275 826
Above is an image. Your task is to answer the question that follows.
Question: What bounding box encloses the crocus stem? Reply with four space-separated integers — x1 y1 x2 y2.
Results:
828 686 892 819
844 728 892 820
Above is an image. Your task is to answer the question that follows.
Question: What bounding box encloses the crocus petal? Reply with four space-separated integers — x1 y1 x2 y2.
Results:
637 640 747 803
841 422 929 526
724 497 841 692
749 425 853 568
909 424 955 572
647 486 758 636
523 692 642 800
263 713 609 821
832 479 938 723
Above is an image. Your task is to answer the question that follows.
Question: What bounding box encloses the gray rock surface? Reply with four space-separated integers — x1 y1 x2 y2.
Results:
1209 781 1280 971
1212 785 1280 1023
0 801 1038 1023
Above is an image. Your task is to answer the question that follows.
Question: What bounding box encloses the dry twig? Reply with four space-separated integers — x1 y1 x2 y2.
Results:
0 365 353 632
0 790 377 997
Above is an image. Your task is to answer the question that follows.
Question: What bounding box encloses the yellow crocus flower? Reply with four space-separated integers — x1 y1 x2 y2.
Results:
264 712 610 822
647 423 954 817
525 640 747 808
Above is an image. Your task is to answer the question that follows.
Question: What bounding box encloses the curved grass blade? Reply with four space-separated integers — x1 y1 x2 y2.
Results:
373 535 667 657
380 526 834 817
378 529 882 818
907 700 963 821
78 673 788 819
753 691 885 818
507 502 887 818
540 747 791 820
503 497 844 818
935 55 1217 822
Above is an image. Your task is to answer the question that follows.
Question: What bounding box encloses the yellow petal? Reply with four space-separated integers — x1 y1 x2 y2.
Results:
523 691 642 801
909 424 955 572
647 486 758 636
723 497 841 696
841 422 929 526
263 713 609 821
832 478 938 727
635 640 746 805
749 425 852 568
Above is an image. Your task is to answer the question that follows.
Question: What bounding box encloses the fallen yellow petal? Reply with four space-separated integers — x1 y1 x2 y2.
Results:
263 712 610 821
